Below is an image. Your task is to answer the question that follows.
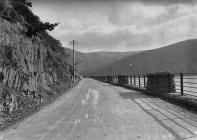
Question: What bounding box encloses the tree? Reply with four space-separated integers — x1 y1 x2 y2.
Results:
11 0 39 25
12 0 32 7
10 0 59 38
26 22 59 38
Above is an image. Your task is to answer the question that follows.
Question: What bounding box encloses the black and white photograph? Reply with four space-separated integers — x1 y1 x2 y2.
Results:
0 0 197 139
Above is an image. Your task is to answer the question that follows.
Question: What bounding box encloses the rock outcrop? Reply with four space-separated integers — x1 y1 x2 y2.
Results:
0 0 78 125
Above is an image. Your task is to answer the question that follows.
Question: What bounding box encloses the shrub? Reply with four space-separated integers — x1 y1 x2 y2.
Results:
26 22 59 38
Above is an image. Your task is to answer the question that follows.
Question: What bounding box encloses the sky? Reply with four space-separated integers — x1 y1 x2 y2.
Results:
31 0 197 52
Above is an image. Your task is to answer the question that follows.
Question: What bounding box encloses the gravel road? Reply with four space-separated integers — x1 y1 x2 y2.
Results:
1 79 197 140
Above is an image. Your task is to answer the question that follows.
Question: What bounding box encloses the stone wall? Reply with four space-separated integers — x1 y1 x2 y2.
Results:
146 72 175 94
106 76 113 83
117 75 128 86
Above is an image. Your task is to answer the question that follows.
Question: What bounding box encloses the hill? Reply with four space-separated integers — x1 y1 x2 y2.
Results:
64 48 141 76
93 39 197 76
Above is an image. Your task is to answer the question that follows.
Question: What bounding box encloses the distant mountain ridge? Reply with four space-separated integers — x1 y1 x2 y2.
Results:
64 39 197 76
64 48 141 76
93 39 197 75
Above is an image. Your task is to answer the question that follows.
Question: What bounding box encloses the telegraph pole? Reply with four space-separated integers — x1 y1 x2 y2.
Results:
70 40 78 82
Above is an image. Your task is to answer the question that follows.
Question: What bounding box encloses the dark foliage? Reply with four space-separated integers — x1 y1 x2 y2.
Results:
10 0 58 37
11 0 40 25
12 0 32 7
26 22 59 38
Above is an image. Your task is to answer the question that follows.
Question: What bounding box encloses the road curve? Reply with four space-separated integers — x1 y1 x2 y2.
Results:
1 78 197 140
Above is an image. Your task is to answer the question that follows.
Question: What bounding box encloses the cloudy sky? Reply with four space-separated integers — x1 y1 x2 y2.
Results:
31 0 197 52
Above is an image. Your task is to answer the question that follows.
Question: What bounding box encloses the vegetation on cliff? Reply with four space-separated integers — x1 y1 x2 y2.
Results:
0 0 59 37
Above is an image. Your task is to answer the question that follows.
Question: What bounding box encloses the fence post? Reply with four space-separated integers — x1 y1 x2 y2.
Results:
134 75 136 86
127 75 129 85
180 73 183 95
144 75 146 88
138 75 141 87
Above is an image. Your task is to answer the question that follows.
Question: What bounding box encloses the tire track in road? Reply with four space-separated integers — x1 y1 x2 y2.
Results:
101 85 124 140
34 81 90 140
66 88 103 140
64 89 92 140
39 91 86 140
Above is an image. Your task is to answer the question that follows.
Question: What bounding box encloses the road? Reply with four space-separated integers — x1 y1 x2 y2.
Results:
1 78 197 140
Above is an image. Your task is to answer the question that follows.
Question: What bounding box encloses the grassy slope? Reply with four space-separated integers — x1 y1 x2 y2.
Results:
64 48 141 76
93 39 197 75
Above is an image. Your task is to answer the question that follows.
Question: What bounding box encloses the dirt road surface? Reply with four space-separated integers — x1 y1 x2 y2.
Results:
1 79 197 140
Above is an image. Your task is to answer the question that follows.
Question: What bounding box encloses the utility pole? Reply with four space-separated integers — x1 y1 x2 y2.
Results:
70 40 78 82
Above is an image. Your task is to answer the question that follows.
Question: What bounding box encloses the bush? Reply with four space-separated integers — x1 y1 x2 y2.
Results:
11 0 39 25
26 22 59 38
0 0 59 38
11 0 58 37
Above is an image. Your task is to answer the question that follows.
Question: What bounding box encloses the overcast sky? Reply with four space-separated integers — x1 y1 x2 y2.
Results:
31 0 197 52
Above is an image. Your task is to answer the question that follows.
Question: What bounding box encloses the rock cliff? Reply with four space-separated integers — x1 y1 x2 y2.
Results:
0 0 78 126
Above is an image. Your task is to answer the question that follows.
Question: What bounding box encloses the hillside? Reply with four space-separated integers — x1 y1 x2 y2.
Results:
64 48 141 76
93 39 197 76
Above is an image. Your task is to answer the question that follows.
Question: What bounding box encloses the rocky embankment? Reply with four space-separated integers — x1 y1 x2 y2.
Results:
0 0 80 129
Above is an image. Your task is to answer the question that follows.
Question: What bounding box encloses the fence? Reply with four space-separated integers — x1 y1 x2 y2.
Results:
91 73 197 97
129 75 147 88
174 73 197 96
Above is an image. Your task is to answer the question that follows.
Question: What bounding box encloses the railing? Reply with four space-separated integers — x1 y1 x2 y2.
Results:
128 75 147 88
174 73 197 97
91 73 197 97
